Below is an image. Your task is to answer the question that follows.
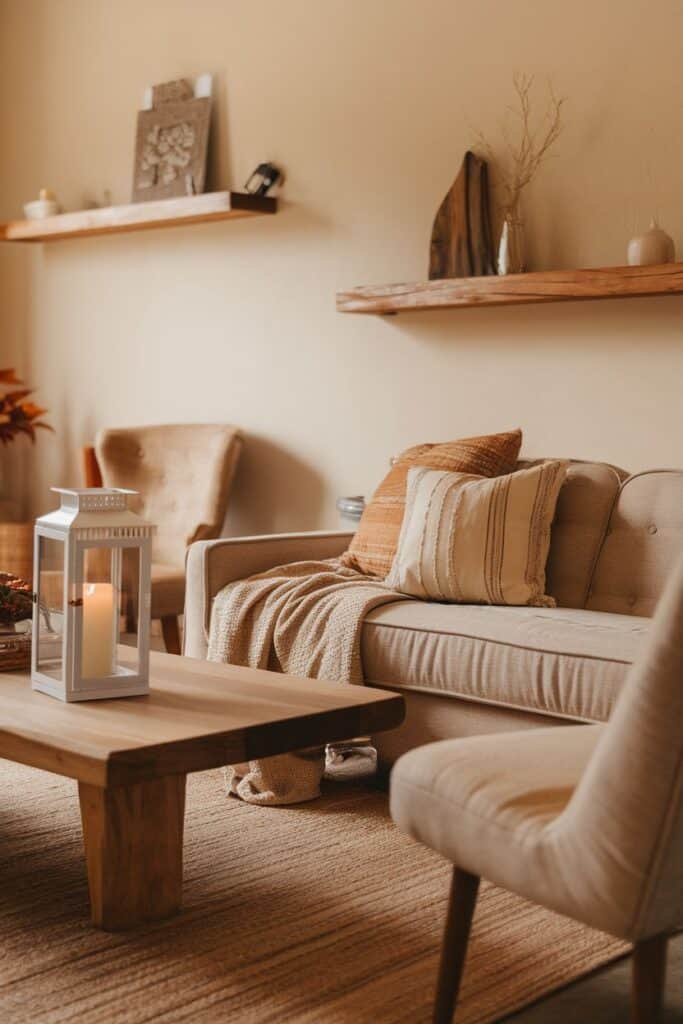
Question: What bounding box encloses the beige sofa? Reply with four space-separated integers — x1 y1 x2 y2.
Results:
184 463 683 768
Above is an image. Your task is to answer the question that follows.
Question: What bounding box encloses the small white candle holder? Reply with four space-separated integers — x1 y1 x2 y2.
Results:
31 488 155 702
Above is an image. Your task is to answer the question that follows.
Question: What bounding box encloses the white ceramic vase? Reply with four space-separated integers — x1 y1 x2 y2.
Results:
627 220 675 266
497 216 525 275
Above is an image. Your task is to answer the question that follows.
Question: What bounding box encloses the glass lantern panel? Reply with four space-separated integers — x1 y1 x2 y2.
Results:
76 544 142 682
78 546 118 680
36 535 66 681
120 545 142 676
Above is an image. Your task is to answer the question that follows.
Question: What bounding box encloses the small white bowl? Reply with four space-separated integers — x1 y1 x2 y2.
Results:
23 199 60 220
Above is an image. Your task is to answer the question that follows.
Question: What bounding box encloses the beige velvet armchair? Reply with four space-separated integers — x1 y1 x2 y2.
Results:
82 424 242 654
391 553 683 1024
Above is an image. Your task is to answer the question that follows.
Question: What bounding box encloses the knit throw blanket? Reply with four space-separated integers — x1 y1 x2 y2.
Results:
207 558 407 805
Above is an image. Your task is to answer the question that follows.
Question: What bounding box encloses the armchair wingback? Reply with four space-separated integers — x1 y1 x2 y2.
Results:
95 423 242 653
96 424 242 568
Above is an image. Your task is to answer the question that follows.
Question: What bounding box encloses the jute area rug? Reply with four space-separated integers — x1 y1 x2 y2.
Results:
0 759 628 1024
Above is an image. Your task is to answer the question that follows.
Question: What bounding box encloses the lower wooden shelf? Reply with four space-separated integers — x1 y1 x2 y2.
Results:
336 262 683 314
0 191 276 243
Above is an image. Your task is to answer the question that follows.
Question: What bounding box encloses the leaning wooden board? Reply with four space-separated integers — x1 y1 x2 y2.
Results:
429 151 496 280
0 649 404 930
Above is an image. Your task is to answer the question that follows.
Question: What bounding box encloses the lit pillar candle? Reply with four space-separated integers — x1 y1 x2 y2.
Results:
81 583 115 678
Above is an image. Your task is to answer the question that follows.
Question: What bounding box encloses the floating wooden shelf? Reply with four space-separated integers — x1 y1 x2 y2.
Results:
0 191 276 243
336 262 683 314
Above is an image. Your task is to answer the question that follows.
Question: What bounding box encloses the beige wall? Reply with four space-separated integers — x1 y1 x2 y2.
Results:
1 0 682 533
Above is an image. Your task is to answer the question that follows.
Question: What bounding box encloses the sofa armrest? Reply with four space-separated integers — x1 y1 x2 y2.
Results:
183 530 355 658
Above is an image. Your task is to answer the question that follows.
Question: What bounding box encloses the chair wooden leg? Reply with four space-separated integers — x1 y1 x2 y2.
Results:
433 868 481 1024
160 615 182 655
632 934 667 1024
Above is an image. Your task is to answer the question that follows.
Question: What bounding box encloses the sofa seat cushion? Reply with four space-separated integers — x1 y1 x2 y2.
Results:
361 602 649 723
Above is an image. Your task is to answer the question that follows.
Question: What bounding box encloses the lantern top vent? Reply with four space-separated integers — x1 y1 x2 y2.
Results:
36 488 155 536
52 488 137 512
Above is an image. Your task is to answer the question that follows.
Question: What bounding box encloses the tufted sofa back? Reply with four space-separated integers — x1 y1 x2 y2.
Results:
96 424 242 567
521 461 683 615
587 470 683 616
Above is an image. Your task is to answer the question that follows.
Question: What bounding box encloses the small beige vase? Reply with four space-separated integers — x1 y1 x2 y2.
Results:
627 220 675 266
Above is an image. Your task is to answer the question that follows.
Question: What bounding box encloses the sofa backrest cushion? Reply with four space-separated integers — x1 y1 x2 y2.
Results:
587 470 683 616
517 460 625 609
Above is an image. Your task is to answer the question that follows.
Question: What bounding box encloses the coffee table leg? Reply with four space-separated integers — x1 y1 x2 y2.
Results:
78 774 186 931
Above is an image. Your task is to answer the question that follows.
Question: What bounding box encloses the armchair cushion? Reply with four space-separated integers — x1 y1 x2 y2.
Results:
391 725 601 852
390 726 604 919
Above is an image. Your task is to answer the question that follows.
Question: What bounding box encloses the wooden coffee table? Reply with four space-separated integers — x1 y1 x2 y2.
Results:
0 648 404 931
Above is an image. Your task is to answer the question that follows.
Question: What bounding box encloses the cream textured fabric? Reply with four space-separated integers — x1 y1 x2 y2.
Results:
208 558 407 804
391 552 683 941
185 532 355 658
387 461 568 607
361 602 648 721
588 469 683 616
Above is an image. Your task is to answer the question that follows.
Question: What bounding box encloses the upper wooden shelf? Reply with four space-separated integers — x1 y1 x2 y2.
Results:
336 262 683 314
0 191 276 243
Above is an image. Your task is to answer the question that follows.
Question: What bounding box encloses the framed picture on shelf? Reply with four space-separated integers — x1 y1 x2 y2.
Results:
132 75 212 202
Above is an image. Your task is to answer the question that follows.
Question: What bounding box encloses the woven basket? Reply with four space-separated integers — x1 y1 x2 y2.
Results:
0 631 31 672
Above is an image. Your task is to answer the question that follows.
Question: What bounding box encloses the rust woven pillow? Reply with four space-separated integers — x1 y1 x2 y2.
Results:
341 428 523 578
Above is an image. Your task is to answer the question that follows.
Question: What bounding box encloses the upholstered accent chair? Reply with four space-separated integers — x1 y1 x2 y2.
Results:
82 424 242 654
391 553 683 1024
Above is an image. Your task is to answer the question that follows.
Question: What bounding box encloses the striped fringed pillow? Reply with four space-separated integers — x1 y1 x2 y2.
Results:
386 460 568 607
341 428 522 578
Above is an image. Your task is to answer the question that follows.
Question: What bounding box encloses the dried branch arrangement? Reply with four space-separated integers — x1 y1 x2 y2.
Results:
475 74 566 221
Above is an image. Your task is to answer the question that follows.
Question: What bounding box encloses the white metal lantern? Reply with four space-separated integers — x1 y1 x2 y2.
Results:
31 488 155 702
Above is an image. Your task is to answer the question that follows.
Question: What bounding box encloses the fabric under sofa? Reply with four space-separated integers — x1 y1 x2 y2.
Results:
184 462 683 768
